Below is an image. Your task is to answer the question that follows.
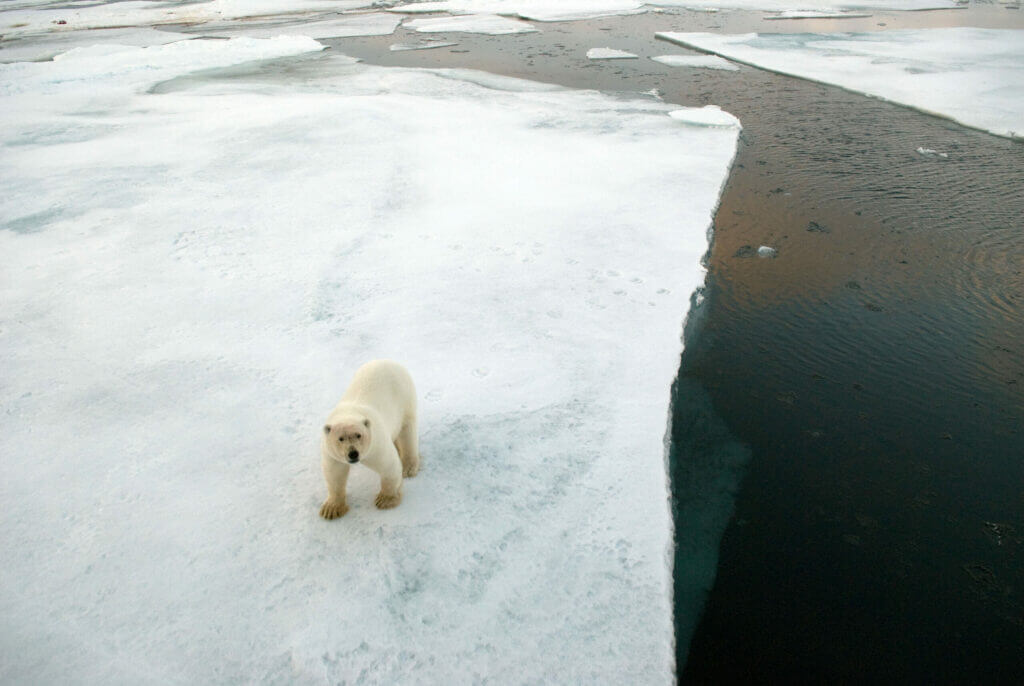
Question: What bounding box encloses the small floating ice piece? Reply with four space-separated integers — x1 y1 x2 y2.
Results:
668 105 741 128
916 146 949 158
651 54 738 70
587 47 638 59
389 40 458 51
403 14 538 34
198 13 401 39
387 0 645 22
757 245 777 258
764 10 872 20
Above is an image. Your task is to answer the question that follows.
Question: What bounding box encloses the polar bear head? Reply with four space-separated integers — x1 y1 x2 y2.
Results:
323 416 371 464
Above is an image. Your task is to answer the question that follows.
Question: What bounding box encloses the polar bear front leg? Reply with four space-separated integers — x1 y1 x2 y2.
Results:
374 449 403 510
320 455 350 520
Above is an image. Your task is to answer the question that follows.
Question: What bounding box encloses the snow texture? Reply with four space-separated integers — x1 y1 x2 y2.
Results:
0 32 739 685
658 28 1024 139
197 13 402 39
403 13 538 34
652 0 958 8
587 47 639 59
651 54 739 70
669 105 742 127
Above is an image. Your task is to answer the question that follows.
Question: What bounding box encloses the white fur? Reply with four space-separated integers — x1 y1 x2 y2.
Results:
319 360 420 519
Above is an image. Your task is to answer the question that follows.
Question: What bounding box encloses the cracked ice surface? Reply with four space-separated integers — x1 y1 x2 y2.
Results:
0 34 738 684
659 28 1024 139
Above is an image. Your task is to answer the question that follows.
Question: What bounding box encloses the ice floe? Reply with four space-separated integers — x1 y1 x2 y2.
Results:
652 0 958 9
390 40 459 51
651 54 739 70
388 0 645 22
197 13 402 39
403 13 538 33
1 30 739 685
658 28 1024 139
669 104 742 127
916 146 949 158
0 0 376 38
0 27 192 63
763 10 872 19
587 47 639 59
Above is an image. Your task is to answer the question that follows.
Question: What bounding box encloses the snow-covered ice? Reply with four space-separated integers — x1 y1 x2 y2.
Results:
652 54 739 70
0 30 739 685
403 13 538 34
587 47 639 59
658 28 1024 139
669 105 742 127
388 0 645 22
197 13 402 39
0 0 376 38
651 0 958 9
0 27 192 63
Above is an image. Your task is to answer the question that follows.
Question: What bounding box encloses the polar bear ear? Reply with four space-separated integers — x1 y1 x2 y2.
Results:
363 419 370 428
323 424 332 435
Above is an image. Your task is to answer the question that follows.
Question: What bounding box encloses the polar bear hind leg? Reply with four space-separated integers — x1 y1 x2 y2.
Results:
395 416 420 478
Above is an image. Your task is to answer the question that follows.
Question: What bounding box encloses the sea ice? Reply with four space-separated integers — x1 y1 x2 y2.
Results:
197 13 402 39
0 27 192 63
657 28 1024 139
916 146 949 158
0 0 376 38
757 245 778 257
390 40 459 51
763 10 872 19
1 30 740 685
651 54 739 70
650 0 958 9
669 105 742 127
587 47 639 59
403 13 538 34
388 0 646 22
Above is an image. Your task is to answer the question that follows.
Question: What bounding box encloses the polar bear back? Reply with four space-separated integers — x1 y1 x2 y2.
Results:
338 359 416 439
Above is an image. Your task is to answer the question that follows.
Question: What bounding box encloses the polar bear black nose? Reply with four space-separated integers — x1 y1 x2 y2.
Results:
348 450 359 462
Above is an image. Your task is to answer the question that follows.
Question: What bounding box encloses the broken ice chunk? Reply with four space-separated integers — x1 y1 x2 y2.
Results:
757 245 778 258
586 47 638 59
668 105 741 128
650 54 738 70
916 146 949 159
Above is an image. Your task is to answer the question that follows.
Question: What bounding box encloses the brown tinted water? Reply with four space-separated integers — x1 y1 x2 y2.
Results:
186 6 1024 681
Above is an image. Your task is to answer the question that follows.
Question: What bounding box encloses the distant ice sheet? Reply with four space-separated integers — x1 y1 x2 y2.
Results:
587 47 639 59
652 54 739 70
0 0 375 38
1 32 739 685
651 0 958 9
658 28 1024 139
404 13 538 33
198 13 402 39
0 27 192 63
389 0 645 22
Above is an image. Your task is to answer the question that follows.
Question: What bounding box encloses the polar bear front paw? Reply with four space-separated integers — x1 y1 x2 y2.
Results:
320 499 349 519
374 491 402 509
403 462 419 478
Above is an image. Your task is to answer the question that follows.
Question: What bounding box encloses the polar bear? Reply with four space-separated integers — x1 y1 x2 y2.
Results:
320 359 420 519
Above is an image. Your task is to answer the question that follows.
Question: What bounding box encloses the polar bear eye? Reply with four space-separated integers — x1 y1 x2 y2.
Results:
355 433 361 440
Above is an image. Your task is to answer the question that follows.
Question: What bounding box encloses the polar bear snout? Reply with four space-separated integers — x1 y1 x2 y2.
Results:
347 449 359 463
